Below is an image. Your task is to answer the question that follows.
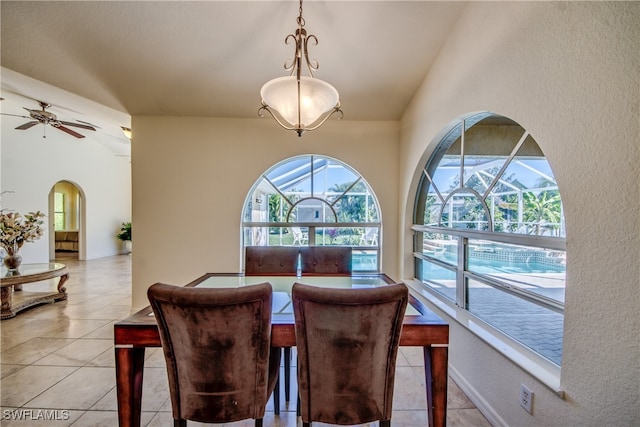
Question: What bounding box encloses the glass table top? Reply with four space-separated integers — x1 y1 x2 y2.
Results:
194 275 420 316
1 262 66 278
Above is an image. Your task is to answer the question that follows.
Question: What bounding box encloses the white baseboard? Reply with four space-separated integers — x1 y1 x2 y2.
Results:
449 364 508 427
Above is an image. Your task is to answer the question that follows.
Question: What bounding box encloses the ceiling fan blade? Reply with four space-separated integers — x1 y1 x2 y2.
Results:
0 113 32 120
58 120 96 131
56 125 85 138
77 120 101 129
15 121 39 130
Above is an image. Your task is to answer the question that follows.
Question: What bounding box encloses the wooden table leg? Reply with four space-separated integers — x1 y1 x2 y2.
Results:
115 346 146 427
273 371 280 415
1 286 15 319
284 346 291 401
424 345 449 427
57 273 69 293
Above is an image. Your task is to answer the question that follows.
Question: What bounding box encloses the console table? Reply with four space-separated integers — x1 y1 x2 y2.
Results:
1 263 69 319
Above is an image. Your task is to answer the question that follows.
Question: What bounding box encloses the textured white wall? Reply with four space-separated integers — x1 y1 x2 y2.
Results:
1 118 131 261
130 117 399 310
400 2 639 426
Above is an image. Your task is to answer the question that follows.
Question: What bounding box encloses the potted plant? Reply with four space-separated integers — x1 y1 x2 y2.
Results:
116 222 132 253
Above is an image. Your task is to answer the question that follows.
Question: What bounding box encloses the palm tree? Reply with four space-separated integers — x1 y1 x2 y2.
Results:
523 191 562 235
329 181 370 223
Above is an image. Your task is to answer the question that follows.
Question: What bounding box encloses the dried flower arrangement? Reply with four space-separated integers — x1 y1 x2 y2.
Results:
0 210 46 256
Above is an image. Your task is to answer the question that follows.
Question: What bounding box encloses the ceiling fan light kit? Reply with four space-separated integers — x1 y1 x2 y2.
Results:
259 0 343 137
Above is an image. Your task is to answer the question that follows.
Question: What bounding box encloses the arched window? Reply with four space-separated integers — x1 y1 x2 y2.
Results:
413 113 566 367
243 155 381 271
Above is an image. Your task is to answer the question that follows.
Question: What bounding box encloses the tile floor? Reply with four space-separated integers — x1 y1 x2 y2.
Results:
1 254 491 426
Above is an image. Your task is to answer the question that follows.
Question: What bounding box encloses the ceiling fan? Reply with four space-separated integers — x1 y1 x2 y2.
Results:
1 100 97 138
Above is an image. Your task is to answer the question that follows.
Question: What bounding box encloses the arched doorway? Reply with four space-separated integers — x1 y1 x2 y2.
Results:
49 181 85 261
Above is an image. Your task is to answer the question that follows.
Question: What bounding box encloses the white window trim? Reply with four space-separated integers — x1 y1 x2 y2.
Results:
406 279 564 396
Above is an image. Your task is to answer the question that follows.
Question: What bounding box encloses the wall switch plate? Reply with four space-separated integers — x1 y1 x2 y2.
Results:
520 384 533 414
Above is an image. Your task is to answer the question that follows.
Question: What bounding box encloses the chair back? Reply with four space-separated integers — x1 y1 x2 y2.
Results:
147 282 279 424
245 246 299 275
292 282 409 425
300 246 352 275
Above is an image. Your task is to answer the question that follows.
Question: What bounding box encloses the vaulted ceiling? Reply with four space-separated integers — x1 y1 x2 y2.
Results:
1 1 467 152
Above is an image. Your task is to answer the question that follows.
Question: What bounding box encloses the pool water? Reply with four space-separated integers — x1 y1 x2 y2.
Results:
469 257 565 274
352 252 378 271
427 252 564 275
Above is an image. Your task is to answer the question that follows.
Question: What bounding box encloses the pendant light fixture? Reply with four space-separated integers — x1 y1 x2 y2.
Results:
259 0 343 137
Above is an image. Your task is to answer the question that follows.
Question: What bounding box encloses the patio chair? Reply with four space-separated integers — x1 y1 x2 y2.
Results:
358 227 379 246
291 227 309 246
292 282 409 427
148 282 281 427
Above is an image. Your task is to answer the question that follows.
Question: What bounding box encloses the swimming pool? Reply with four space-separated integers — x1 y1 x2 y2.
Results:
421 250 566 301
352 251 378 271
425 250 565 274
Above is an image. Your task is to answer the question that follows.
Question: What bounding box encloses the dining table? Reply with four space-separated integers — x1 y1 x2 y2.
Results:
114 273 449 427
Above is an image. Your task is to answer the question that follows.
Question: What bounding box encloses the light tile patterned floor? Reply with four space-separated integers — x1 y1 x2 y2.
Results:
0 254 491 426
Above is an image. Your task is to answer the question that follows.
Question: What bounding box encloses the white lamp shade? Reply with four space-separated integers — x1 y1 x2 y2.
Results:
261 76 339 127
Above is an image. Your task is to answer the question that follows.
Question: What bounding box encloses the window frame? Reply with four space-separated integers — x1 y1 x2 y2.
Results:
54 192 65 231
412 113 566 392
242 155 382 272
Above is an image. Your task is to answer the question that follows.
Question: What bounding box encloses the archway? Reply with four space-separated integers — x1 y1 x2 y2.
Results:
48 181 85 261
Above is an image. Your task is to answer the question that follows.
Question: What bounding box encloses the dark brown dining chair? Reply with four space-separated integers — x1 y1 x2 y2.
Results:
292 282 409 427
245 246 300 276
147 282 281 427
299 246 352 275
244 245 300 410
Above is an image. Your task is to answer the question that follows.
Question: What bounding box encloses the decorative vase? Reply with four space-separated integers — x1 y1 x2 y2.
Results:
3 253 22 271
2 243 23 271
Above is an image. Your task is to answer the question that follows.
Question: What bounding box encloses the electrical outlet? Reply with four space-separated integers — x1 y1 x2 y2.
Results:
520 384 533 414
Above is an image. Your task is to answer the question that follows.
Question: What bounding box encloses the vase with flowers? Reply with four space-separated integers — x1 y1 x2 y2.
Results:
1 210 46 270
